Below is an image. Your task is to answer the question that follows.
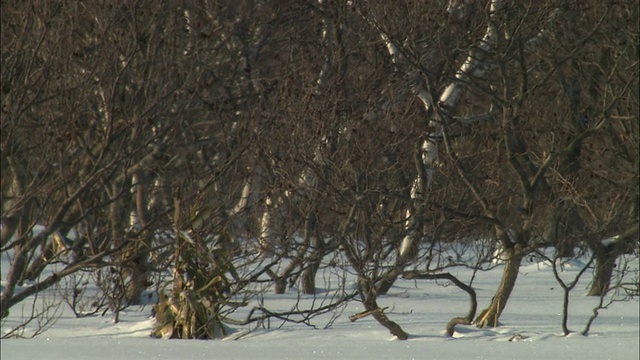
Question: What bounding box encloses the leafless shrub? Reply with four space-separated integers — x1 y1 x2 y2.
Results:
1 290 62 339
2 0 636 340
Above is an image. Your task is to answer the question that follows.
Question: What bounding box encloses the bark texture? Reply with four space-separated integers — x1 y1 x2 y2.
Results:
475 248 523 328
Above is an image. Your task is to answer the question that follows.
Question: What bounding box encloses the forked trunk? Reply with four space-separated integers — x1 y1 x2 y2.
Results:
475 248 523 328
359 278 408 340
377 235 419 294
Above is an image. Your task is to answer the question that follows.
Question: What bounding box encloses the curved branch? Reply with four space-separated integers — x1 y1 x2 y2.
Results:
403 270 477 336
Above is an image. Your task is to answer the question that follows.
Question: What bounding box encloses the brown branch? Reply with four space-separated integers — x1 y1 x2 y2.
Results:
349 306 388 322
403 270 477 336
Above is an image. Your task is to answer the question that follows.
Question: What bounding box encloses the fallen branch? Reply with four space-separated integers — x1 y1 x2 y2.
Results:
349 307 388 322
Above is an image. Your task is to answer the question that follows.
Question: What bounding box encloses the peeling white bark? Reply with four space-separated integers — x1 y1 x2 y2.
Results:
440 0 501 109
394 0 503 258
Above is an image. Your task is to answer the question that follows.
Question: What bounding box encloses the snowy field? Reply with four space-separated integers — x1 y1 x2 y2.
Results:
2 251 638 360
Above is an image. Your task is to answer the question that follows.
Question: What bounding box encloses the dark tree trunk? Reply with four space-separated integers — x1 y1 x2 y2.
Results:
301 218 322 295
123 172 154 305
587 250 616 297
475 247 523 328
376 235 419 294
1 247 27 319
274 277 287 294
586 225 639 297
376 268 402 295
301 257 320 295
358 278 408 340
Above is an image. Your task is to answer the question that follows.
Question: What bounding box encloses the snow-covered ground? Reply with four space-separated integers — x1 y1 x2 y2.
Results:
2 251 638 360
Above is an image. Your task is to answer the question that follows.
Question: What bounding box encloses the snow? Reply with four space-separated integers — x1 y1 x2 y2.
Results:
2 251 639 360
3 332 637 360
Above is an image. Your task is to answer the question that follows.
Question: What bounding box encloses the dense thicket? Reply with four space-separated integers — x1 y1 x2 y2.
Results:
2 0 637 338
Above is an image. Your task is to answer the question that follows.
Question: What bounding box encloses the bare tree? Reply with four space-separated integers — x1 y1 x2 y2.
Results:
353 0 638 329
2 0 636 340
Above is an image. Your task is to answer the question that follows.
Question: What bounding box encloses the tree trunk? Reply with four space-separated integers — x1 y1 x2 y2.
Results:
300 214 322 295
300 240 322 295
377 233 420 294
300 261 319 295
587 250 616 297
274 277 287 295
124 251 151 305
124 177 168 304
1 247 27 319
376 267 402 295
475 248 523 328
588 226 639 296
0 217 18 248
258 196 274 257
359 278 408 340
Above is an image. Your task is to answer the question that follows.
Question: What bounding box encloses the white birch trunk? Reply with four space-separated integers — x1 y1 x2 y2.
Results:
257 0 336 257
229 178 252 218
258 196 273 256
394 0 503 257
